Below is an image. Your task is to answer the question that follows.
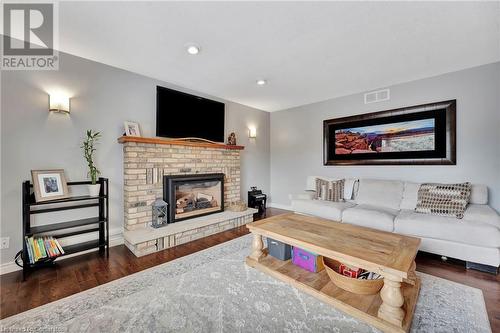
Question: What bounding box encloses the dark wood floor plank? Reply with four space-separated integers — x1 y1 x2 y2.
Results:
1 208 498 332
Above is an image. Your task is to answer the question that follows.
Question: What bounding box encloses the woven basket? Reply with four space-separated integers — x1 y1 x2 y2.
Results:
322 257 383 295
227 201 247 212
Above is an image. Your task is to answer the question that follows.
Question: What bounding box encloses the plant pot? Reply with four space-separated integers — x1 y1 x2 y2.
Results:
88 184 101 197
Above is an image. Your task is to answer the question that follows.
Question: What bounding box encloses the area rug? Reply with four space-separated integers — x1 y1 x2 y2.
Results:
0 235 491 333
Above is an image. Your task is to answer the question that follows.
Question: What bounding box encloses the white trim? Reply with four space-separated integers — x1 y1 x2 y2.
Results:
0 229 124 275
268 202 292 211
0 261 20 275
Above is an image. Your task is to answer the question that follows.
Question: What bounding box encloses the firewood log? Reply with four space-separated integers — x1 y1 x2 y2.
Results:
197 193 213 201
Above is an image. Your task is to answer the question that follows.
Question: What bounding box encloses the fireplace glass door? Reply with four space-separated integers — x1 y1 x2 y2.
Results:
164 174 224 223
175 180 222 219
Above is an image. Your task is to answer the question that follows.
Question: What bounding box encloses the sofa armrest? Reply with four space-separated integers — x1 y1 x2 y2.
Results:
289 191 316 201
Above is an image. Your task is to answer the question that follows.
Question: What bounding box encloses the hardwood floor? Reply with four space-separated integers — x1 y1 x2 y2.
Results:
1 207 498 332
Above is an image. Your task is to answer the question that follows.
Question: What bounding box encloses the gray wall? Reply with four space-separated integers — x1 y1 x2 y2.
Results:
1 52 270 264
270 62 500 211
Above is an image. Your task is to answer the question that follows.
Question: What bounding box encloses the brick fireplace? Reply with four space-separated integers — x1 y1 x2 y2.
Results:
118 136 256 257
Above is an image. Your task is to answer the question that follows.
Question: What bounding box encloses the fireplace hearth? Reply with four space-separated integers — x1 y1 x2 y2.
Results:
163 173 224 223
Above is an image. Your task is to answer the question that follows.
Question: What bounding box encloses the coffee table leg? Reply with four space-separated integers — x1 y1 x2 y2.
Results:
249 233 265 261
378 278 405 327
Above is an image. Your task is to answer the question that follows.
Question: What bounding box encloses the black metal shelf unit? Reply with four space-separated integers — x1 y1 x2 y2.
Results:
22 178 109 280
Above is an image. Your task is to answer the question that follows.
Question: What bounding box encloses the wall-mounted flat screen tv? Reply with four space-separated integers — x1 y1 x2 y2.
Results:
156 86 225 142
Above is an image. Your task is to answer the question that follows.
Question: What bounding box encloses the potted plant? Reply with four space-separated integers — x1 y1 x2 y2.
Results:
81 130 102 196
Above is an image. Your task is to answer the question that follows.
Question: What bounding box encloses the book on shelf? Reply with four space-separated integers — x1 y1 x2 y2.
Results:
25 236 64 264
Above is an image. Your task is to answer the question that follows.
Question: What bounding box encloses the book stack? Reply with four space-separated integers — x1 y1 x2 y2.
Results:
339 263 382 280
25 236 65 264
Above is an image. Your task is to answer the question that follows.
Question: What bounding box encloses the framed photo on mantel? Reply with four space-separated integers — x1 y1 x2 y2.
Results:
323 100 456 165
124 121 141 137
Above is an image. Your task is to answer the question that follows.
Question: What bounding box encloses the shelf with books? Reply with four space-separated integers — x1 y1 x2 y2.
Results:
24 235 65 265
22 178 109 281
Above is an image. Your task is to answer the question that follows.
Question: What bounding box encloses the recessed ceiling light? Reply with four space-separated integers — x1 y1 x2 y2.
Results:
186 45 200 55
256 79 267 86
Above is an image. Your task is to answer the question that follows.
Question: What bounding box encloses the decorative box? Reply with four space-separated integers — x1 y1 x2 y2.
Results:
267 238 291 261
291 247 325 273
339 263 364 278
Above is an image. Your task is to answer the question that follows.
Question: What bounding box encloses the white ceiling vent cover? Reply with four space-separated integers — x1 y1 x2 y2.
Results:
364 89 390 104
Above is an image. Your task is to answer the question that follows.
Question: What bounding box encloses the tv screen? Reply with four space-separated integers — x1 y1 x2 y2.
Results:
156 86 225 142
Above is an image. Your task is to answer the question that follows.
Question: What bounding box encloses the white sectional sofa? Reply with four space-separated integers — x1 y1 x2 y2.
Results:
290 177 500 272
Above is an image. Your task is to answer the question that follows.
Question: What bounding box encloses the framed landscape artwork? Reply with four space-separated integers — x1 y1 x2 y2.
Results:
323 100 456 165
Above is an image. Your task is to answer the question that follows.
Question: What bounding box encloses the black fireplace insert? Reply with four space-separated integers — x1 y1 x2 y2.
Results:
163 173 224 223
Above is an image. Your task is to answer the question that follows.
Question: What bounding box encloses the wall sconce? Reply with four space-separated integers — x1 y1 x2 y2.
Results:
49 94 70 114
248 127 257 138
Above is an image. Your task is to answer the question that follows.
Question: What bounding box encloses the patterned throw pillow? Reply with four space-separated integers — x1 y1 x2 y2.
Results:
415 183 472 219
315 178 345 202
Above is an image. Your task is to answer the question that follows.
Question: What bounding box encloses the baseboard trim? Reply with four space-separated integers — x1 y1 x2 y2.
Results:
0 261 21 275
268 202 293 211
0 230 124 275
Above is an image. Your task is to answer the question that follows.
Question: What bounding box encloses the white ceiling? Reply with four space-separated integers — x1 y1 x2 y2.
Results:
58 1 500 112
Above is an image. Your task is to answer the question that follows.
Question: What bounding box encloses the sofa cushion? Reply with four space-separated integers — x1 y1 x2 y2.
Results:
289 191 315 200
463 204 500 228
400 182 421 210
401 182 487 209
470 184 488 205
415 182 471 219
315 178 344 202
342 204 398 232
306 176 359 200
394 208 500 248
306 176 318 191
356 179 404 211
344 178 359 200
291 199 355 221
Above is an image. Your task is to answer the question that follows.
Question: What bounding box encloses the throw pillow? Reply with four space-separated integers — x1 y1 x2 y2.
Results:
315 178 345 202
415 182 472 219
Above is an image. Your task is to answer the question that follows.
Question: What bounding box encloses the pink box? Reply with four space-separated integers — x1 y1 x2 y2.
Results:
291 247 324 273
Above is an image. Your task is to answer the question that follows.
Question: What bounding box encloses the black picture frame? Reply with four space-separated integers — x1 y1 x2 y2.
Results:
323 100 456 165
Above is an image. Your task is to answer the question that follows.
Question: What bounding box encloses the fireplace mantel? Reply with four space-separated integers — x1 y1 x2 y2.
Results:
118 136 244 150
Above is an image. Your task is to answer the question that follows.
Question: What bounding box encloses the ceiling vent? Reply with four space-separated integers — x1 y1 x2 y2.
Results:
364 89 390 104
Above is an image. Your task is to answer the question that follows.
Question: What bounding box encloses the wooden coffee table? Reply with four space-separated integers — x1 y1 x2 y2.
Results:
246 213 421 333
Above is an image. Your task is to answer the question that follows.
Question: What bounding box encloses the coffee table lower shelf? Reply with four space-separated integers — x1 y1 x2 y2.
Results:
246 255 420 333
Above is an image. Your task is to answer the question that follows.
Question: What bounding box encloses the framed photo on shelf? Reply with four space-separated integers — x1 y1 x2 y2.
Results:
31 169 69 202
124 121 141 137
323 100 456 165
